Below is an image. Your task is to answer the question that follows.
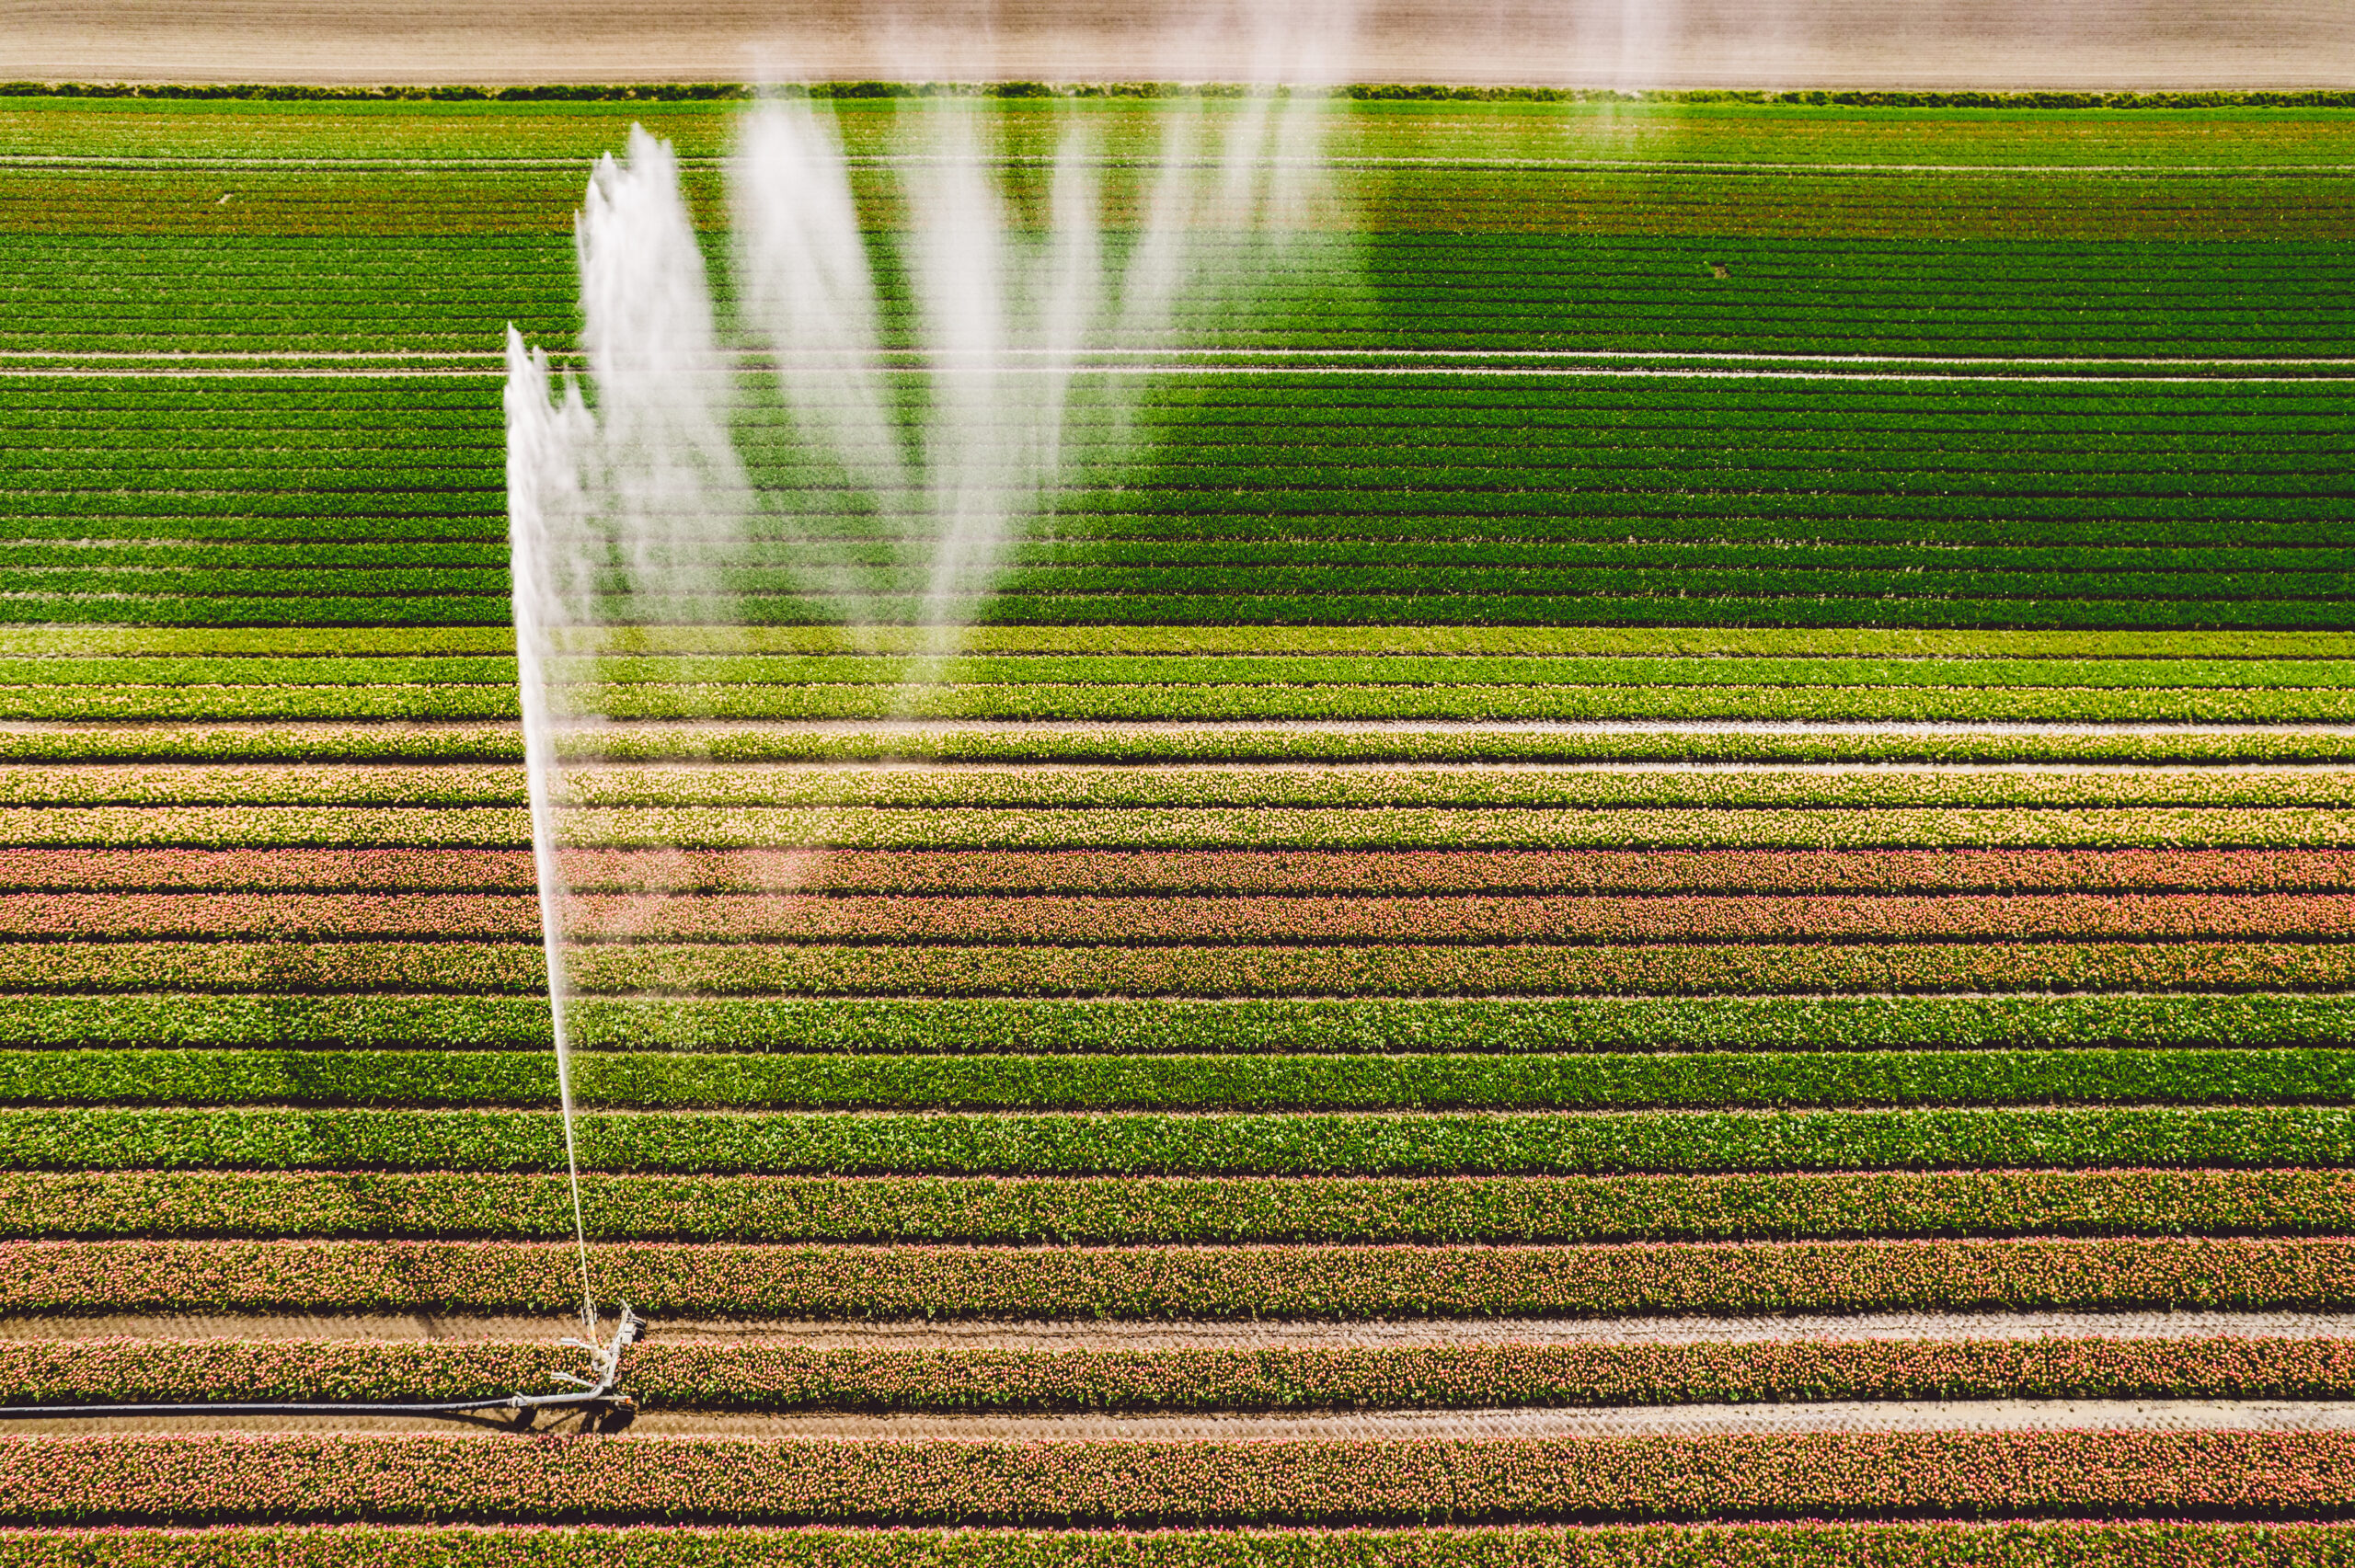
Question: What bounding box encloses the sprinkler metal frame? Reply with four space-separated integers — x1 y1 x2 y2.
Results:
0 1305 644 1431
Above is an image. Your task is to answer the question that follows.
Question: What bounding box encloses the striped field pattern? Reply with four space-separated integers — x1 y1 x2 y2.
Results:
3 87 2355 1564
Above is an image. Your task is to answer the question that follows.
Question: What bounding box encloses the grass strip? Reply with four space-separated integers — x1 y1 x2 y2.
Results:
13 1105 2345 1177
2 1047 2342 1113
17 847 2355 896
14 939 2350 996
20 993 2355 1056
14 807 2352 851
2 1236 2346 1317
1 1522 2348 1568
15 726 2355 768
9 1334 2355 1411
1 1430 2349 1525
2 1168 2338 1243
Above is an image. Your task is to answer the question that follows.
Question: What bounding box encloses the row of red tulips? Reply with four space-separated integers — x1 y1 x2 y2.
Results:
6 1433 2355 1525
4 1521 2349 1568
10 1335 2355 1412
6 940 2347 994
3 1237 2344 1315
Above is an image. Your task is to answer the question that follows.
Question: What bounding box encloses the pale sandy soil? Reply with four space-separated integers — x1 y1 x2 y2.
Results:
4 0 2349 89
9 1312 2352 1436
12 1399 2355 1439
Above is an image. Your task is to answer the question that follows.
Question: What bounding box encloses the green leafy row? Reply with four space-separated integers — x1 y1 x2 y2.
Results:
7 725 2355 767
3 1167 2337 1243
11 992 2349 1055
7 1104 2345 1175
13 593 2351 629
2 1047 2340 1113
15 681 2355 724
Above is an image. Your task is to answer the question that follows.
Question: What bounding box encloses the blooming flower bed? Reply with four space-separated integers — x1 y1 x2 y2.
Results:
3 1236 2343 1316
5 1432 2354 1526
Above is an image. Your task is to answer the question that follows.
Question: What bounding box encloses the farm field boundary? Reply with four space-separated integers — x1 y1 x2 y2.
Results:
2 88 2352 1556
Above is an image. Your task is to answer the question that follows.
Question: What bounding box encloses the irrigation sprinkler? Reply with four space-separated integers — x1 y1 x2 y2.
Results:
0 1305 644 1431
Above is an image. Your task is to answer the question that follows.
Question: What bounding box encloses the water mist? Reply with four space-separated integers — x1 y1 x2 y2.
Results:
504 61 1348 1335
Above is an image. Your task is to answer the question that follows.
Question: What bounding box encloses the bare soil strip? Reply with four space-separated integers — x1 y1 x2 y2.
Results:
10 1398 2355 1440
8 1310 2351 1347
14 0 2349 90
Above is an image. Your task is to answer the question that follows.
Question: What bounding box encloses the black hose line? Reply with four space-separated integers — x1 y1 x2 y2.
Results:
0 1392 625 1420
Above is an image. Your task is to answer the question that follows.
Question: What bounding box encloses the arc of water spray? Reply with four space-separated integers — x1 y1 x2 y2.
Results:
506 68 1347 1336
501 330 598 1338
504 128 750 1341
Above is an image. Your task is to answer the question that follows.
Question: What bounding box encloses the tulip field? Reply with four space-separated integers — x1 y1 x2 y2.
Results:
3 87 2355 1562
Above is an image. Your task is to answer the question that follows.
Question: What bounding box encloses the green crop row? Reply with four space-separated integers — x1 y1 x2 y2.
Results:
28 653 2355 688
14 567 2355 605
9 683 2354 726
10 724 2355 768
13 498 2355 550
21 159 2352 241
10 476 2341 530
12 992 2350 1055
23 537 2355 577
30 392 2352 441
6 1104 2345 1175
8 938 2354 997
3 1047 2342 1114
8 624 2355 658
20 368 2343 408
17 682 2355 725
15 593 2353 630
9 91 2352 155
3 1167 2337 1243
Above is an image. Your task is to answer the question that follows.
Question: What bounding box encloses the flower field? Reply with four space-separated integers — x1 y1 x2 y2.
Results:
3 85 2353 1563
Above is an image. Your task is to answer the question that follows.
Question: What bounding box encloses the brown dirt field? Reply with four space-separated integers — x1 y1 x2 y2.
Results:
6 0 2350 90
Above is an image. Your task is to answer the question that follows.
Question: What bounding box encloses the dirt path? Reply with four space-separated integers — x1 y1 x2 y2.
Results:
8 1 2348 90
11 1309 2352 1347
11 1398 2355 1439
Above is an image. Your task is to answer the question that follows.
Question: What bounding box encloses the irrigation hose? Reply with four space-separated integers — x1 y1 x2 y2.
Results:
0 1393 630 1421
